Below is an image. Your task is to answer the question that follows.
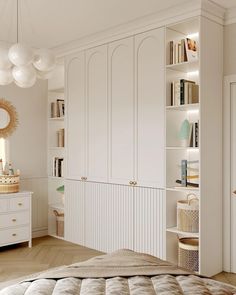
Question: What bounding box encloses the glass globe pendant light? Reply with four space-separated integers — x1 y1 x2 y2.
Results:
0 0 56 88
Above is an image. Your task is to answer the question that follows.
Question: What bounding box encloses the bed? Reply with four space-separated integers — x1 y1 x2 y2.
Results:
0 249 235 294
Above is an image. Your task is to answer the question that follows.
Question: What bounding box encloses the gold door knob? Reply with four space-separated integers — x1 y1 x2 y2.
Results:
129 181 134 185
133 181 137 186
18 203 23 206
12 233 16 237
84 177 87 181
12 219 16 222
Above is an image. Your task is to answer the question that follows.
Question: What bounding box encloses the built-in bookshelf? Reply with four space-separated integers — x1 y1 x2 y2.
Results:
47 64 65 240
165 17 223 276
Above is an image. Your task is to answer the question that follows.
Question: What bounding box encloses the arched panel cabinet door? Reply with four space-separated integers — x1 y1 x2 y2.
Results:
65 52 86 180
86 45 108 182
108 37 135 185
135 28 165 188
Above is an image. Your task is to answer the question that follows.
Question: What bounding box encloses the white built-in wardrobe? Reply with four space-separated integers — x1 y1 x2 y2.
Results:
65 28 165 257
64 13 223 277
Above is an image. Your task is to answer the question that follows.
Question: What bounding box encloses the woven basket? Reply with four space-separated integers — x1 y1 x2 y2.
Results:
178 237 199 272
177 194 199 233
53 210 64 237
0 175 20 194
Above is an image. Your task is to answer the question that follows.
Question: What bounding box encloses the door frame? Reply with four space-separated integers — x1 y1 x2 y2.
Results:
223 75 236 272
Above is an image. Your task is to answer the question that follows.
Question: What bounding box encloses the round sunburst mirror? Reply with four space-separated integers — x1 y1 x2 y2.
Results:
0 98 18 138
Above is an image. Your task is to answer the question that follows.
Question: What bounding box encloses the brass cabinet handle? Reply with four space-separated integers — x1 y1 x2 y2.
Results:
133 181 137 186
233 190 236 195
129 181 134 185
12 219 16 222
12 233 16 237
84 177 87 181
81 177 87 181
18 203 23 206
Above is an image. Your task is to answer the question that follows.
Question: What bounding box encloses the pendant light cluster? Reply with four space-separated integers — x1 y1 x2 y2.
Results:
0 0 55 88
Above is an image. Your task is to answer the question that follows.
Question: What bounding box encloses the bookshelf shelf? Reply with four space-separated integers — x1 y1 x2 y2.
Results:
166 147 199 151
49 117 65 121
166 60 199 73
166 187 200 193
49 147 65 151
49 203 64 210
166 227 199 238
166 103 199 111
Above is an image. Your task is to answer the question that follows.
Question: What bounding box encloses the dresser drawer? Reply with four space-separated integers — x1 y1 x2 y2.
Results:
0 226 29 245
9 197 29 211
0 212 29 229
0 199 8 213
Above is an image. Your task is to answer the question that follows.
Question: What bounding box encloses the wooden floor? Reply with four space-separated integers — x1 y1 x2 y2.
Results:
0 236 235 287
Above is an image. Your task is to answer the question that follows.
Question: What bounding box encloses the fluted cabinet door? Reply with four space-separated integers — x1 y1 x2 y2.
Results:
65 180 85 245
86 45 108 182
134 186 165 259
108 37 135 185
135 28 165 188
66 52 86 180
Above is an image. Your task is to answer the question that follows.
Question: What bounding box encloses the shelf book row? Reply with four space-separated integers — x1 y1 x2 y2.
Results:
57 129 65 147
52 157 64 178
189 121 199 148
50 99 65 118
171 79 199 106
169 37 198 65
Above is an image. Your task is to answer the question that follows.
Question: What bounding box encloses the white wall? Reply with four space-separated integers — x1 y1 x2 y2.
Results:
0 80 48 236
224 23 236 76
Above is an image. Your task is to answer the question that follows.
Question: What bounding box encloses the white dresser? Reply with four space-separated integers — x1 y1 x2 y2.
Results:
0 191 32 248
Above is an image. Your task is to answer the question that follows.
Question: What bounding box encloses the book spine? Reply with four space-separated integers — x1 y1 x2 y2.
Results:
189 123 193 147
180 79 185 105
170 41 173 65
171 82 173 106
181 159 188 187
184 82 189 104
178 43 181 63
195 122 199 147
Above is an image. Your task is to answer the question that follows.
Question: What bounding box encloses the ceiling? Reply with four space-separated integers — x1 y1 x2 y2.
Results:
0 0 235 49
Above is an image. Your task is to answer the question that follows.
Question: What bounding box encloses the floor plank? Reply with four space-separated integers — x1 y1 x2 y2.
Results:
0 236 235 287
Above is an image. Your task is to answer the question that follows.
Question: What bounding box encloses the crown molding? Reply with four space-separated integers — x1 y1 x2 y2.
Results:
52 0 225 58
225 7 236 25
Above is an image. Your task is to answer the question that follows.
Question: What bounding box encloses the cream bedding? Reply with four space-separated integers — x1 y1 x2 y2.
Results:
0 249 236 295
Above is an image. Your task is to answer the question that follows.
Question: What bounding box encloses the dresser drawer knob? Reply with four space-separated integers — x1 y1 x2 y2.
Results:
12 219 16 222
18 203 23 206
12 233 16 237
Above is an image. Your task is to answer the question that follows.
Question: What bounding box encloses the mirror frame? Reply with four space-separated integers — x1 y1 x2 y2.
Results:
0 98 18 138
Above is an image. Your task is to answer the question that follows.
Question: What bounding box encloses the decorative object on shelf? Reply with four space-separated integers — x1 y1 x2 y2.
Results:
56 185 65 205
0 0 55 88
179 119 190 147
0 162 20 194
53 210 64 237
176 160 199 188
178 237 199 272
0 98 18 138
177 194 199 233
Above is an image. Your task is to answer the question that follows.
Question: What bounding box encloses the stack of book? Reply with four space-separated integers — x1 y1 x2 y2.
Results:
176 159 199 188
189 121 199 148
50 99 65 118
52 157 64 178
171 79 199 106
169 37 198 65
57 129 65 147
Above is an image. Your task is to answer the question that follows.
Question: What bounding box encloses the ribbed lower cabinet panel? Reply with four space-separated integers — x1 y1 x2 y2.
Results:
134 187 165 258
65 180 85 245
65 180 164 258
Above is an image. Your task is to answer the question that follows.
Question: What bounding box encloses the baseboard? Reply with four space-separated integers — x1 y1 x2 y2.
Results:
32 228 48 238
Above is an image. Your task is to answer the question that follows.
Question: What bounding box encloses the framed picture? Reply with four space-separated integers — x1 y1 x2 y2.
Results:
185 38 198 62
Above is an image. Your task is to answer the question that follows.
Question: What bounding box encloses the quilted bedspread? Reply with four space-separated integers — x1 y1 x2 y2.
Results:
0 249 236 294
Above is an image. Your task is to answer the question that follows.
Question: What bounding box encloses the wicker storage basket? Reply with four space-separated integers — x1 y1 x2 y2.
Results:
177 194 199 233
0 175 20 194
178 237 199 272
53 210 64 237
